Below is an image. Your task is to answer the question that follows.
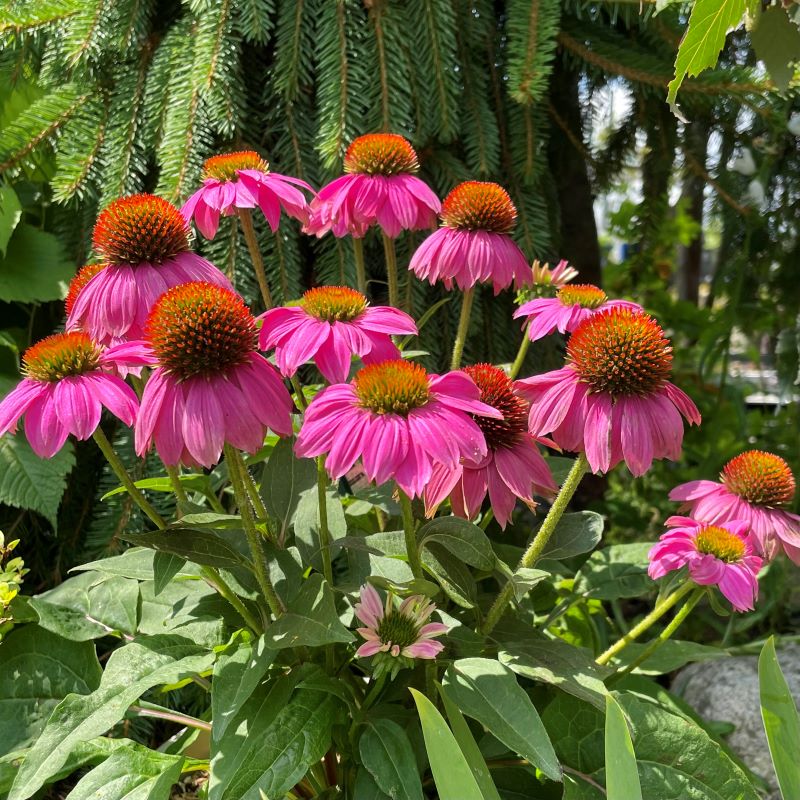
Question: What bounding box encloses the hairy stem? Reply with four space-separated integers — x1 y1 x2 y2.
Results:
200 565 263 634
450 288 475 370
93 428 166 530
596 580 696 666
238 208 273 309
399 489 423 580
381 233 400 308
481 453 590 636
508 326 531 380
352 237 367 295
224 444 284 618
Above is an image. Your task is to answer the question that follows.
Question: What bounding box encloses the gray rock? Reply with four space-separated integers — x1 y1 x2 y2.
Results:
673 643 800 799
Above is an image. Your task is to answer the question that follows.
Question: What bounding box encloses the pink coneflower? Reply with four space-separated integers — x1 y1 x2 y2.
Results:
354 583 447 676
425 364 556 528
67 195 231 346
303 134 440 239
295 360 502 498
670 450 800 563
0 332 138 458
65 263 106 317
408 181 531 295
258 286 416 384
181 151 313 238
111 282 293 468
514 284 642 343
648 517 762 612
516 308 701 476
531 259 579 288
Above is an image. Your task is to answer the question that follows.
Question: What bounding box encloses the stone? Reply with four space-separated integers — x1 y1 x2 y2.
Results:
673 643 800 798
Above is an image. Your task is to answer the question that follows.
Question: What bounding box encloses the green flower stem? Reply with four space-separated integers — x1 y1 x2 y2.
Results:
399 489 423 580
200 565 263 635
361 673 387 712
291 374 308 410
317 455 335 672
239 456 268 522
352 237 367 295
381 233 400 308
508 326 531 380
608 586 705 683
450 288 474 371
92 428 166 530
224 444 284 618
238 208 273 309
596 580 697 666
481 453 590 637
166 465 188 505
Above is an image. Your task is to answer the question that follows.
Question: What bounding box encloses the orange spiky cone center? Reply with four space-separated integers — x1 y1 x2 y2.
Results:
202 150 269 181
695 524 746 563
23 332 101 382
441 181 517 234
557 284 608 309
344 134 419 176
93 194 190 265
464 363 527 450
65 263 106 315
354 360 430 415
722 450 796 506
301 286 368 322
145 281 257 381
567 308 673 397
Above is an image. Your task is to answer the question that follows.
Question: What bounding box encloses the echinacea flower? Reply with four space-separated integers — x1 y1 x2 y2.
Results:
425 364 556 528
67 195 231 346
670 450 800 564
111 282 293 468
514 284 642 343
531 259 579 288
304 134 440 239
0 332 138 458
516 308 701 476
408 181 531 295
354 583 447 676
181 150 313 239
295 360 502 498
648 517 762 612
259 286 416 383
65 263 106 317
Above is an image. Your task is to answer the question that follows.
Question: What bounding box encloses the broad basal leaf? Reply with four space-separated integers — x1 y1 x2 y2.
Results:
573 543 654 601
0 625 101 756
359 718 423 800
9 635 215 800
604 695 642 800
0 224 74 302
260 437 317 539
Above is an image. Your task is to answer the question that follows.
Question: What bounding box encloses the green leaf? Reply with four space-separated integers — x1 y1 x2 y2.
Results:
0 224 74 302
437 683 502 800
29 572 139 641
759 637 800 800
101 474 212 500
667 0 746 112
442 658 561 781
609 640 728 675
539 512 604 561
508 568 550 601
64 744 183 800
0 436 75 527
605 695 642 800
9 635 215 800
210 684 340 800
293 486 347 573
153 552 186 596
121 527 250 571
354 769 392 800
265 573 353 649
496 632 609 710
422 544 478 609
750 7 800 92
211 636 275 745
0 183 22 256
0 625 102 757
72 548 201 581
417 517 495 571
359 718 424 800
573 543 655 600
410 689 484 800
260 437 317 539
